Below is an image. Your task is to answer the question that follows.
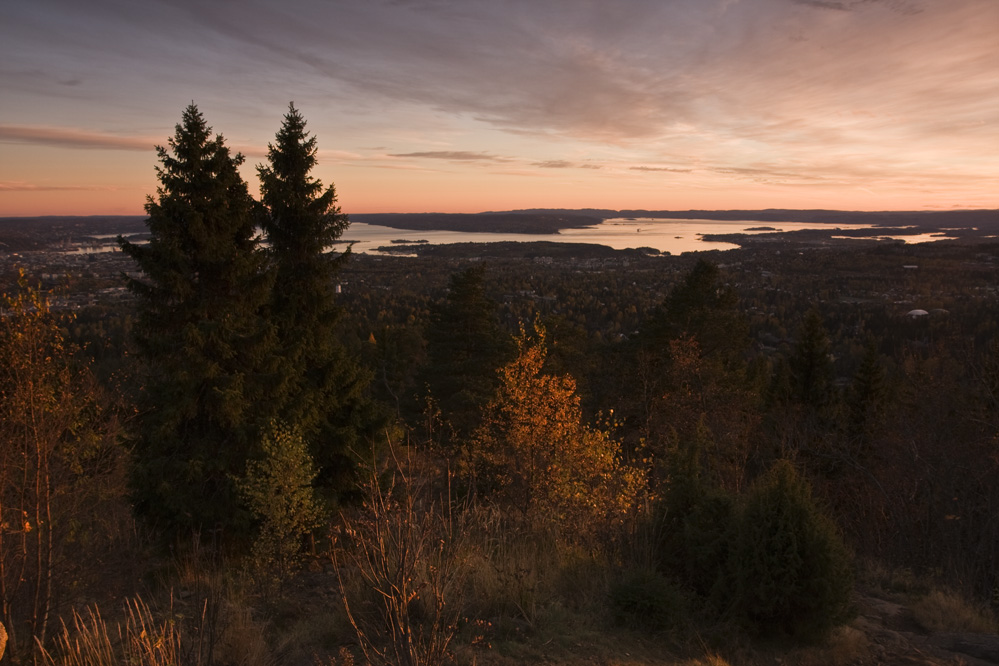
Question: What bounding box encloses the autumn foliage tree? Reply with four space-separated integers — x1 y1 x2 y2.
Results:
472 322 642 537
0 272 118 657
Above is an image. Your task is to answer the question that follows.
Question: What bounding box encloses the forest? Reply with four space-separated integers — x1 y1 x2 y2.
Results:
1 104 999 666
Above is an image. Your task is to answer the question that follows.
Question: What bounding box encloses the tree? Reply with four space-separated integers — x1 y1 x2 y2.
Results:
258 103 380 489
0 272 119 656
237 421 322 579
733 460 852 641
643 259 747 362
472 321 642 537
119 104 273 536
630 261 757 492
845 337 888 452
419 265 512 442
791 309 834 411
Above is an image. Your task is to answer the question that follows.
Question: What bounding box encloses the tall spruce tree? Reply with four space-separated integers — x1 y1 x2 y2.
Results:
120 104 273 535
258 103 376 489
419 265 513 443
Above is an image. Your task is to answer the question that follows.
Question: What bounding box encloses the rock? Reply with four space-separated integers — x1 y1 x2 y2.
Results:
941 633 999 663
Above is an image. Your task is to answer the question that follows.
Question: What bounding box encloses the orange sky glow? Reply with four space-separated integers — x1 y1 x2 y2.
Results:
2 0 996 217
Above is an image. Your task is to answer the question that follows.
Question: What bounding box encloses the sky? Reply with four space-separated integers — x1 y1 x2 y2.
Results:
1 0 997 216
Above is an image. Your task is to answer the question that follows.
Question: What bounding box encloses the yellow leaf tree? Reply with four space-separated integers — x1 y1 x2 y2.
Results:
0 271 119 656
472 321 643 537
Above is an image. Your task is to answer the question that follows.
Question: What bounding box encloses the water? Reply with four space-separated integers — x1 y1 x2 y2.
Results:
339 217 880 255
61 217 950 256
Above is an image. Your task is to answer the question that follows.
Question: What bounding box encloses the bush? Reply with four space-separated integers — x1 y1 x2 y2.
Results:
653 427 737 607
608 568 687 633
732 460 853 641
681 487 737 604
237 421 323 579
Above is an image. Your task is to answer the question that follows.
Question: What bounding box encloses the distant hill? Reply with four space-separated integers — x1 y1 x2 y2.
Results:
501 208 999 229
351 212 602 234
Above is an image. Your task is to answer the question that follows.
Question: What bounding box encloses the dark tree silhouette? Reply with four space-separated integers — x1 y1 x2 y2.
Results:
258 103 381 489
791 309 834 411
419 265 512 443
120 104 273 535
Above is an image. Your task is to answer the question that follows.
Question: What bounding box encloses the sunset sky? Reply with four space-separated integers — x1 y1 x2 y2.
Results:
1 0 996 216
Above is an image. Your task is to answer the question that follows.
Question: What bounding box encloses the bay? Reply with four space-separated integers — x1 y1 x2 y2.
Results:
339 217 881 255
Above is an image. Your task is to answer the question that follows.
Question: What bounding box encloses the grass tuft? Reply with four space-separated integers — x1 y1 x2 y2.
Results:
912 588 997 634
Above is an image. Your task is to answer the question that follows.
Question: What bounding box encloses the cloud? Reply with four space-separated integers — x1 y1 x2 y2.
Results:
630 166 693 173
791 0 922 13
0 124 267 158
2 0 995 211
0 125 155 151
791 0 851 10
389 150 510 162
0 181 123 192
534 160 573 169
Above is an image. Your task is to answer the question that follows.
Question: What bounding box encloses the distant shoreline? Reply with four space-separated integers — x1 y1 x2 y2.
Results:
2 209 995 244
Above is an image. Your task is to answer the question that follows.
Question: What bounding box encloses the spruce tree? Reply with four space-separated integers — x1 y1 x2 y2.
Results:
733 460 853 640
792 309 834 410
419 265 512 442
644 259 747 361
120 104 273 535
258 103 377 489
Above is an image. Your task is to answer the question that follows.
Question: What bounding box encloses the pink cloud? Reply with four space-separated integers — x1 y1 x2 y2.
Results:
0 125 156 151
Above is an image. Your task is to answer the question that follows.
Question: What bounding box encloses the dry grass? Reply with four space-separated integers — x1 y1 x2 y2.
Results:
912 588 997 634
39 598 184 666
856 558 928 597
40 546 284 666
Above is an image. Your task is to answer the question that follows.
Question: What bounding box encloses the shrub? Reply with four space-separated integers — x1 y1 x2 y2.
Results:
681 487 737 604
732 460 853 641
333 443 469 666
237 421 324 579
653 425 737 606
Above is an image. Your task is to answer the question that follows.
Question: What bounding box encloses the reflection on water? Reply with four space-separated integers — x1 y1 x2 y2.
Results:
61 217 951 257
342 218 878 255
832 233 958 243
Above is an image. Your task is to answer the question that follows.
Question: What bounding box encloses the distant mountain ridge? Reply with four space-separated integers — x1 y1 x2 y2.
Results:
495 208 999 229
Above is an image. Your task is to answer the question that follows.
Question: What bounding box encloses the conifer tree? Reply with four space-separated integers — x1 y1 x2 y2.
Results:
119 104 273 535
846 337 888 452
420 265 512 442
792 309 834 410
258 103 377 488
733 459 852 640
644 259 747 361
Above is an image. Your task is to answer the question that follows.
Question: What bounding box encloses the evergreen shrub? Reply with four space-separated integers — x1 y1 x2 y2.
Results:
732 460 853 641
681 487 737 603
